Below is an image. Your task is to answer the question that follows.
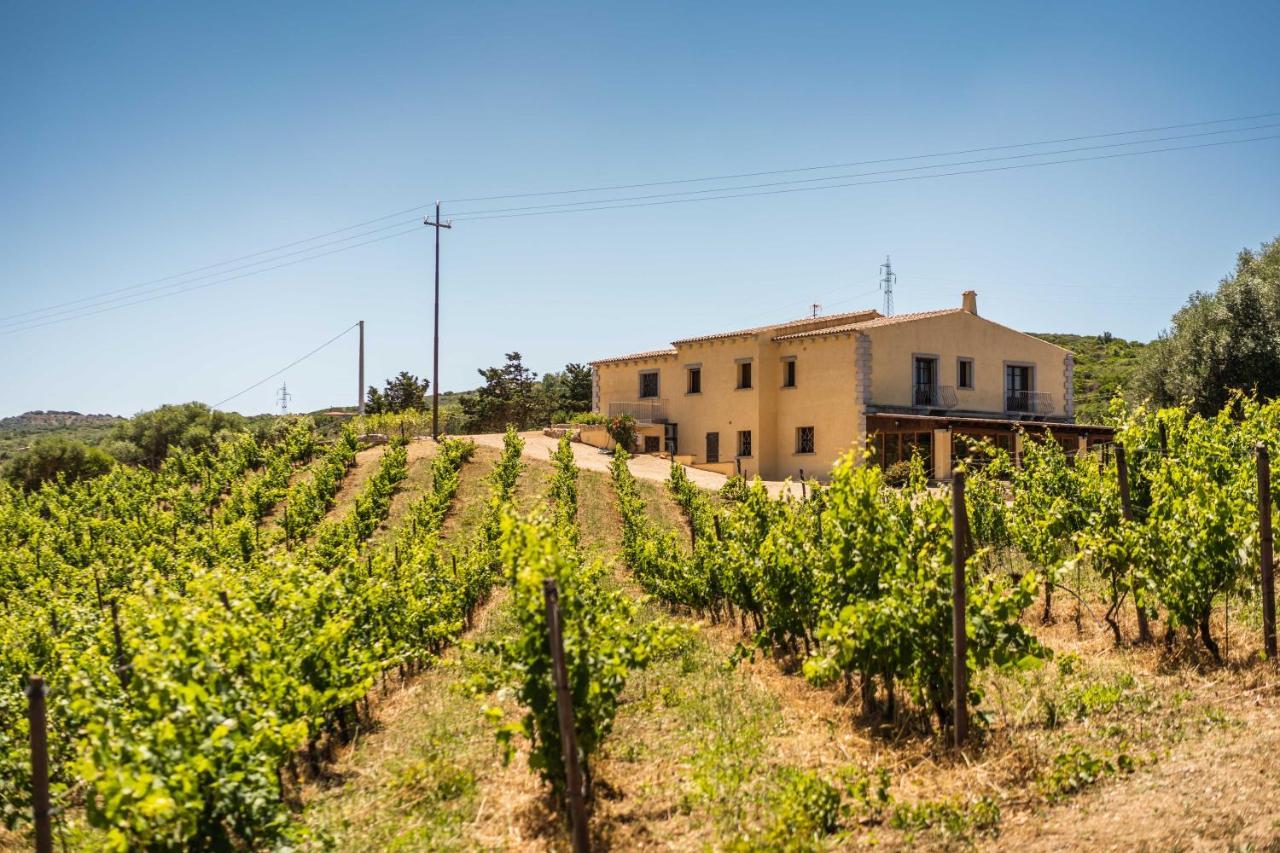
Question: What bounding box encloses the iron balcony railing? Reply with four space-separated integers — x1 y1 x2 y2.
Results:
608 399 668 423
912 385 958 409
1006 390 1054 414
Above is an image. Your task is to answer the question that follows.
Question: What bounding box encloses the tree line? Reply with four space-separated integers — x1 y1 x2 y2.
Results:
1134 235 1280 415
3 354 592 491
360 353 591 433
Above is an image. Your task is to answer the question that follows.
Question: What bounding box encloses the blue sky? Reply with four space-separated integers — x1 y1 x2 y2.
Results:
1 1 1277 417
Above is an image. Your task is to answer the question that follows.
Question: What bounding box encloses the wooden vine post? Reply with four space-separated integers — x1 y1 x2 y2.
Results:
542 579 590 853
951 470 969 748
26 676 53 853
1115 445 1152 643
110 601 130 689
1259 443 1277 660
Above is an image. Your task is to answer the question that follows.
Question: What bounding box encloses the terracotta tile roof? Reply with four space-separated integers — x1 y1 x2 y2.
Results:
589 348 678 366
850 307 964 328
772 308 964 340
671 309 880 345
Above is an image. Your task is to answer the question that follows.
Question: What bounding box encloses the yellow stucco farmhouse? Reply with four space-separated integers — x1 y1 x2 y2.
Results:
589 291 1110 481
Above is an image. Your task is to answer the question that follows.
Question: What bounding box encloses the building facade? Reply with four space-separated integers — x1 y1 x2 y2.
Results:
589 291 1110 480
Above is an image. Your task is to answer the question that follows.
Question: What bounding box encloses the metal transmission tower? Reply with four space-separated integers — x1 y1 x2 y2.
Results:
879 255 896 316
277 381 292 415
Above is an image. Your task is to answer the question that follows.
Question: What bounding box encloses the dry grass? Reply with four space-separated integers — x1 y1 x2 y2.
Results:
365 438 440 548
322 443 388 523
301 452 564 850
440 444 501 543
302 460 1280 852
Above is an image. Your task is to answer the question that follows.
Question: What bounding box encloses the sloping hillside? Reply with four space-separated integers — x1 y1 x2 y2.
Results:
1032 333 1149 422
0 410 122 460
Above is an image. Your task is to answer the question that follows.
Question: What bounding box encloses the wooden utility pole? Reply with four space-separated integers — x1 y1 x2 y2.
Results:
357 320 365 416
543 579 590 852
424 202 452 440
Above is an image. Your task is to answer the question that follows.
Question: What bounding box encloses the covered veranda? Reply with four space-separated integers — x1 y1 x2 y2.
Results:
865 412 1114 481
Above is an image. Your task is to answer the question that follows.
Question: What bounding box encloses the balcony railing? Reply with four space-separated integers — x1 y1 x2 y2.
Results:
608 399 667 423
912 385 958 409
1006 390 1054 414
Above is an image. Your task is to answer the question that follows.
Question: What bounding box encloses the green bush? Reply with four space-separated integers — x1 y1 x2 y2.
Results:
110 402 247 469
606 414 637 452
3 436 114 491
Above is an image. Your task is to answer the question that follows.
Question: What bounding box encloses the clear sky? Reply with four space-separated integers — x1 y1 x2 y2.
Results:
1 1 1278 417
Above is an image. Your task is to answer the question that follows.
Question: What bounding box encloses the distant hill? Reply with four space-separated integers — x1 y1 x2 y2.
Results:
1032 333 1149 423
0 410 123 432
0 411 123 461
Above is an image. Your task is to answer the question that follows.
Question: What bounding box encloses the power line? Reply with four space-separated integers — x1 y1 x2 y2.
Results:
444 122 1280 218
6 111 1278 331
212 323 359 410
10 132 1272 334
15 120 1268 330
0 207 432 326
441 109 1280 203
0 217 423 328
446 132 1280 222
0 225 421 336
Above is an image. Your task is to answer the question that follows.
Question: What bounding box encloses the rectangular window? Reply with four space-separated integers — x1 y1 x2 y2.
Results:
913 356 937 406
1005 364 1034 411
706 432 719 464
796 426 815 454
643 435 661 453
782 359 797 388
957 357 974 389
737 361 753 389
737 430 752 457
687 366 701 394
639 370 659 399
874 432 935 477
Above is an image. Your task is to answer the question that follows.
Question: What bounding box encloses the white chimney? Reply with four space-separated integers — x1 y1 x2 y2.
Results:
961 290 977 315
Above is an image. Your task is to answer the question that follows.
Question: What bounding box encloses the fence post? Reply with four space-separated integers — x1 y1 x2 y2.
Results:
1115 445 1152 643
1259 443 1277 660
26 676 53 853
542 579 590 853
800 469 807 500
951 470 969 748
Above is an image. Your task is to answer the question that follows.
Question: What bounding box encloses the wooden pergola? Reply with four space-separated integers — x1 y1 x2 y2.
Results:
865 412 1114 479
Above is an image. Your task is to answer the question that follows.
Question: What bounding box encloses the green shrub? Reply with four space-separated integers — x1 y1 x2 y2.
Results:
606 414 637 452
719 474 748 502
3 436 114 491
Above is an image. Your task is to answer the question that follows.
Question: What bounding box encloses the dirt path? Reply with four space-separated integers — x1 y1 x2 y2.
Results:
322 443 388 523
365 439 441 547
467 431 804 498
302 454 556 851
